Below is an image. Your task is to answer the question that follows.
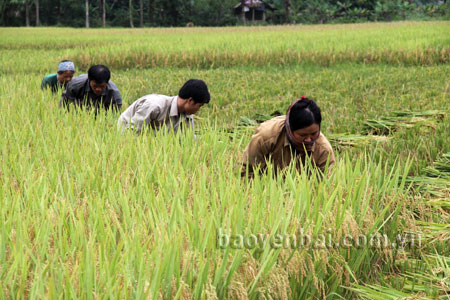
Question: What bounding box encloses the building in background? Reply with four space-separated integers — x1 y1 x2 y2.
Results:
233 0 275 22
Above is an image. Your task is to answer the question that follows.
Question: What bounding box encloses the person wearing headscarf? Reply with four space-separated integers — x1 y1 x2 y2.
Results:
241 96 335 178
41 60 76 93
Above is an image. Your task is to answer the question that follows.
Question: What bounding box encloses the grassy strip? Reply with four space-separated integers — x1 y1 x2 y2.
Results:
2 22 449 50
71 47 450 70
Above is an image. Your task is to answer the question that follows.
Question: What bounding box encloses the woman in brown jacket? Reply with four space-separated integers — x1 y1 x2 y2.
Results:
242 97 335 177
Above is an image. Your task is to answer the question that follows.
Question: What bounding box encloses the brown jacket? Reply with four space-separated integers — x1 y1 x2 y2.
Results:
242 116 335 177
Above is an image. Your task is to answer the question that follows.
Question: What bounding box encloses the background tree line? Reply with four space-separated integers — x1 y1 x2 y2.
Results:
1 0 449 27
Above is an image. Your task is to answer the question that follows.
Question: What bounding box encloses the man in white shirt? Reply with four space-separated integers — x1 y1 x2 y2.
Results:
118 79 210 135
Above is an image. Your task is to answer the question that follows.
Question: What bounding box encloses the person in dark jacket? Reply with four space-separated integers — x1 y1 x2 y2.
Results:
60 64 122 112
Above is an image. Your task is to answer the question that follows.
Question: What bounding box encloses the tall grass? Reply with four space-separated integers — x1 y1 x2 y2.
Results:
1 21 450 73
0 23 449 299
0 98 415 298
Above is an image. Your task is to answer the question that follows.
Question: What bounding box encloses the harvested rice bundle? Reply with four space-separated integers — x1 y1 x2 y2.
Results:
363 110 446 135
407 152 450 198
328 133 390 150
423 152 450 179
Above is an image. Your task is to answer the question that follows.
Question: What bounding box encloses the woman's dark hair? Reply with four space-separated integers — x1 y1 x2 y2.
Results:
178 79 210 104
288 97 322 131
88 65 111 83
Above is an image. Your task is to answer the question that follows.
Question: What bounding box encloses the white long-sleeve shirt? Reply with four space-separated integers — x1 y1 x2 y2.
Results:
117 95 194 135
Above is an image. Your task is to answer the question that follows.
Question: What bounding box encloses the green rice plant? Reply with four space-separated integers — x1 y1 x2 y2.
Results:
1 23 449 299
1 22 450 74
0 86 419 298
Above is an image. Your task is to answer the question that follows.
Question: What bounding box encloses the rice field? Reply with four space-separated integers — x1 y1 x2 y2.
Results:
0 21 449 299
